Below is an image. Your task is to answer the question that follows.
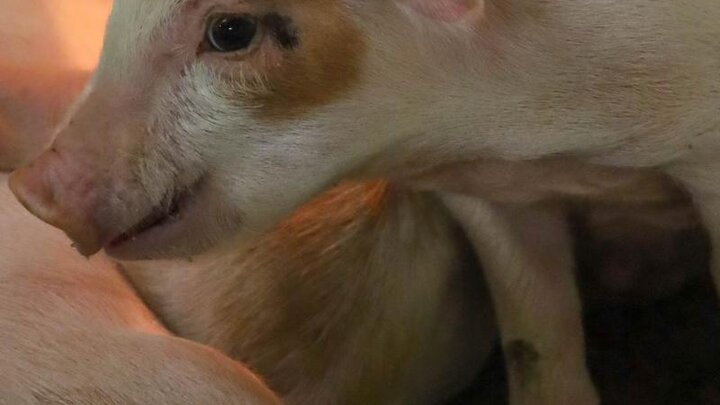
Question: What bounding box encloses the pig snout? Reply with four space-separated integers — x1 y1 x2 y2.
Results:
9 149 106 256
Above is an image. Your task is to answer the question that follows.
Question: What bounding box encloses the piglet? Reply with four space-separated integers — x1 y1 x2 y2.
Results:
10 0 720 403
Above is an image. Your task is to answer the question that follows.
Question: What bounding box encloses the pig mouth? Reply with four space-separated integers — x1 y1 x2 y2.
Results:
106 178 205 251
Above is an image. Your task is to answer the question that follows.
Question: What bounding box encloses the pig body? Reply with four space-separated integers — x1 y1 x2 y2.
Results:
9 0 720 404
122 181 495 405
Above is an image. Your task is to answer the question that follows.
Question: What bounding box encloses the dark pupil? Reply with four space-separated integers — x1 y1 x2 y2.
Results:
208 16 257 52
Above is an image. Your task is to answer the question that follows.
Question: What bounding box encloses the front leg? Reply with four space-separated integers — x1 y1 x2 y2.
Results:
442 195 599 405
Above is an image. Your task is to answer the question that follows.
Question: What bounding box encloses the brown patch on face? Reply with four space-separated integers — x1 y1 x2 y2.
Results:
247 1 366 121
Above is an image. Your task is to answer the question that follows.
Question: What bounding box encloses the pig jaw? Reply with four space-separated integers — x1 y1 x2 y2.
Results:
101 176 219 261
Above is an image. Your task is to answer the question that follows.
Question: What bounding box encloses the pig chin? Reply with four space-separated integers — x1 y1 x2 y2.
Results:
103 176 229 261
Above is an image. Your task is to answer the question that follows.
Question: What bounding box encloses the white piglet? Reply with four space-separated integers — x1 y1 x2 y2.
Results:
10 0 720 404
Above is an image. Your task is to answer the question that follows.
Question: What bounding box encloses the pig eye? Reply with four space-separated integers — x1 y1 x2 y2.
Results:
206 15 259 53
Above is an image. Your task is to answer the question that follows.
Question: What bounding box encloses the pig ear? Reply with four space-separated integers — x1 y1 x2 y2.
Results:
397 0 485 23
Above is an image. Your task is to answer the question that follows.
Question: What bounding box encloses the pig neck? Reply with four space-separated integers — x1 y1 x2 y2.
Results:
118 182 492 403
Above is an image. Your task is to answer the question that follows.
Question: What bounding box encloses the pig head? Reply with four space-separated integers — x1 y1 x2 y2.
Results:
11 0 373 259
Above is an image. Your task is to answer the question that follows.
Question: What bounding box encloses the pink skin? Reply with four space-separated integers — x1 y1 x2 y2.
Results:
0 65 91 172
0 0 110 171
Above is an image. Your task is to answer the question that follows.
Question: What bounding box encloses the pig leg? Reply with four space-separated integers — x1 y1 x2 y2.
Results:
442 195 599 405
